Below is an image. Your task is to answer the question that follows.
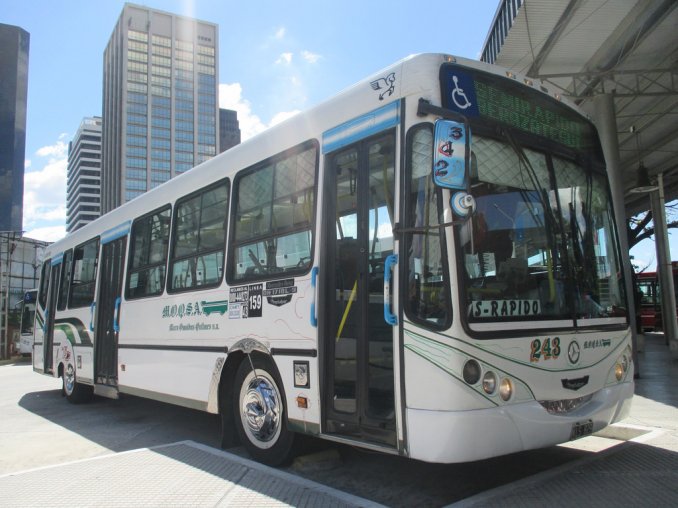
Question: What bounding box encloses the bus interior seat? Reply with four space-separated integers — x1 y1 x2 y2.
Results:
336 238 359 291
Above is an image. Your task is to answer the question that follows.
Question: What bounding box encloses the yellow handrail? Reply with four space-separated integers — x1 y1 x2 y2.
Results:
336 280 358 341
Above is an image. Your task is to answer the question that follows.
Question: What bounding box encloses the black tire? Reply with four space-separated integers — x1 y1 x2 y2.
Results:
233 355 295 466
62 363 93 404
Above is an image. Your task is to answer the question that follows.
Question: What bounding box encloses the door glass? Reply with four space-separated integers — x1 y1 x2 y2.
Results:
366 136 395 419
333 147 359 414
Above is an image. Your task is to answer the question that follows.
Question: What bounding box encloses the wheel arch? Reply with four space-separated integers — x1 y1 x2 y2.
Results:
217 338 279 448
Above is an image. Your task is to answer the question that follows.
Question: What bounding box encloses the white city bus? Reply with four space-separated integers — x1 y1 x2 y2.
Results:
33 54 634 465
18 289 37 355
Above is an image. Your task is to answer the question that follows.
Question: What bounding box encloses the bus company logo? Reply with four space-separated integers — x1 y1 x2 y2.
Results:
370 72 396 101
160 299 228 319
583 339 612 350
567 340 581 364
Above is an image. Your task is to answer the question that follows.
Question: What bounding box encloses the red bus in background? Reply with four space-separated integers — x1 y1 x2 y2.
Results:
635 261 678 332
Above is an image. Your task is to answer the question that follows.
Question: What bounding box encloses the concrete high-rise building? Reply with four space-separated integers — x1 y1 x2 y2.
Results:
67 117 102 233
0 23 30 233
219 108 241 153
101 3 218 214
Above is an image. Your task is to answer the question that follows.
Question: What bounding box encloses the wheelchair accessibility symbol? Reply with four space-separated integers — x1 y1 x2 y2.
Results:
451 75 472 110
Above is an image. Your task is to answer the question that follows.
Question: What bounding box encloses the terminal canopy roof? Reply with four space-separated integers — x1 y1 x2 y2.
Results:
480 0 678 218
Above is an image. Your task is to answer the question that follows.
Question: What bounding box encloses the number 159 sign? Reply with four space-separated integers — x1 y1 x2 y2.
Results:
248 284 263 318
229 283 263 319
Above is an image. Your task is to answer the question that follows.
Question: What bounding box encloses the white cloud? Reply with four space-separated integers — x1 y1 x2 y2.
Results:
35 138 68 158
276 52 293 65
274 27 286 40
23 138 69 238
23 225 66 243
301 50 321 64
219 83 267 141
219 83 300 141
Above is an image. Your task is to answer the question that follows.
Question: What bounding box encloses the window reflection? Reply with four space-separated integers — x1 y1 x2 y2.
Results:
461 135 627 324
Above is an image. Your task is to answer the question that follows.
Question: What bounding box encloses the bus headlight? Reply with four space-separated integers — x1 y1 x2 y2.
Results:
463 360 481 385
614 363 624 381
482 371 497 394
500 378 513 401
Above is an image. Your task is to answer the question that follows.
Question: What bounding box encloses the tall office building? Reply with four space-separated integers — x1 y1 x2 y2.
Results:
219 108 241 153
0 23 30 232
66 117 102 232
102 4 218 214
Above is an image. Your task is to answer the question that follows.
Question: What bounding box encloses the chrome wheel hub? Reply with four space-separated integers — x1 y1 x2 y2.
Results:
65 364 75 393
241 374 281 445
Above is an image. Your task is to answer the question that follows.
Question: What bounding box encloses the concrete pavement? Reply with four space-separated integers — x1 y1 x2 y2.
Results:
1 333 677 507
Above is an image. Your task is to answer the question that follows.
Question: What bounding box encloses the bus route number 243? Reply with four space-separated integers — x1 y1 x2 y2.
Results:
530 337 561 363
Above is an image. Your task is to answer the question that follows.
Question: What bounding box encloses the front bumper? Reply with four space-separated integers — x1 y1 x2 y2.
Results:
406 380 634 463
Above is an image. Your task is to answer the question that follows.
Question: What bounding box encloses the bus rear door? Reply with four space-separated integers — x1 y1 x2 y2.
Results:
94 234 127 390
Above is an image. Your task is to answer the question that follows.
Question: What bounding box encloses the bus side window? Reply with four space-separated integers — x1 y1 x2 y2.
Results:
70 238 100 308
38 259 51 309
168 179 229 292
57 249 73 311
230 141 318 282
403 125 452 329
127 205 171 299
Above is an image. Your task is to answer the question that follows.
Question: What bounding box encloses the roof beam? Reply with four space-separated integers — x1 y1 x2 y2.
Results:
539 68 678 99
526 0 584 78
568 0 677 100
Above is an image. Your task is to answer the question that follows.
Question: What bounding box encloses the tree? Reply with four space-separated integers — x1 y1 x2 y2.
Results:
627 201 678 249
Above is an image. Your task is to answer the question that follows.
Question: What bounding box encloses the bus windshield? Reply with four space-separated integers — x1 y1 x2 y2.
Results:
460 133 627 327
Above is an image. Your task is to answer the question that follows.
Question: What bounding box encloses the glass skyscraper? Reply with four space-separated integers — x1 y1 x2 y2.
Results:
0 23 30 232
101 4 218 214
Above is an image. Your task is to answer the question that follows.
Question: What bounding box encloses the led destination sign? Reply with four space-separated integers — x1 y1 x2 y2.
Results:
440 64 594 150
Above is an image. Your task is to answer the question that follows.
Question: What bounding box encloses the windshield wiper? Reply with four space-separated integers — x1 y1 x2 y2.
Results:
500 128 564 305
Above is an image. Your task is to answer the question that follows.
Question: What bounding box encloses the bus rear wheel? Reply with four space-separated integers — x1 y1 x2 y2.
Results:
233 356 294 466
62 363 93 404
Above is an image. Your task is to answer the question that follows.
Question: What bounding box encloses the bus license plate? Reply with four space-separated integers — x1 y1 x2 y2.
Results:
570 419 593 440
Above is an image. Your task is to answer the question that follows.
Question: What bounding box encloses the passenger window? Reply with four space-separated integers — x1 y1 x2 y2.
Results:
38 260 50 309
69 238 100 308
231 142 317 281
127 206 171 299
57 250 73 311
169 179 229 291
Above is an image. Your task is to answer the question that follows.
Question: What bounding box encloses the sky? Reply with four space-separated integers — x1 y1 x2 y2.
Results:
2 0 671 270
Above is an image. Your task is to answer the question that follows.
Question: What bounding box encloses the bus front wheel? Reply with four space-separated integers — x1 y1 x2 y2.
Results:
233 355 294 466
62 363 93 404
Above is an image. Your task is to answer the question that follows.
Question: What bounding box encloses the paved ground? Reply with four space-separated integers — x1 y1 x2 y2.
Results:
1 333 677 507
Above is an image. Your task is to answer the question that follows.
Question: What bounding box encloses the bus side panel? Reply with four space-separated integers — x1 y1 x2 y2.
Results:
70 306 96 384
116 274 321 426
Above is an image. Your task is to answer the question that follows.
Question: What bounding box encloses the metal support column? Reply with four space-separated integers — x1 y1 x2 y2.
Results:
591 93 641 372
650 174 678 356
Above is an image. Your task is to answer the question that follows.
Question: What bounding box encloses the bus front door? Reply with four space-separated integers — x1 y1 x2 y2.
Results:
322 132 397 448
43 262 61 374
94 236 126 387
